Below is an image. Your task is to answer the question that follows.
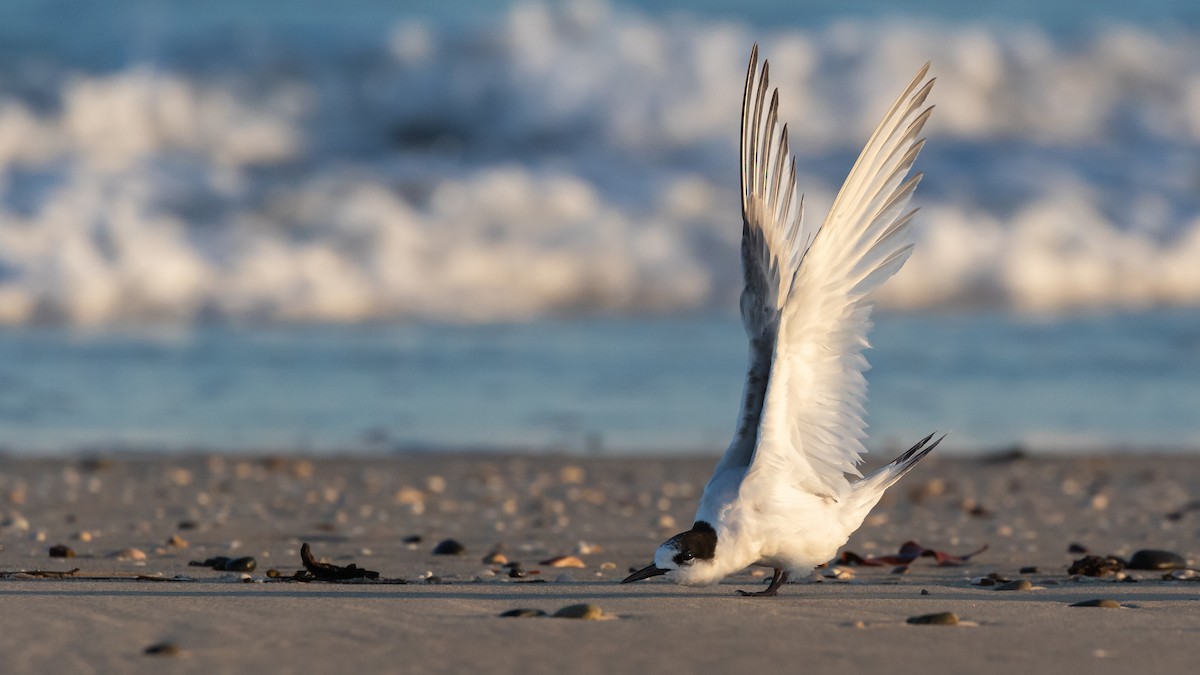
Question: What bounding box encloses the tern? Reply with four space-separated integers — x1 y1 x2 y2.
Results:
622 46 943 597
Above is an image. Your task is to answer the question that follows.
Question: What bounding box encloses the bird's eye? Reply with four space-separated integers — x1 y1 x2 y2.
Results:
672 549 696 566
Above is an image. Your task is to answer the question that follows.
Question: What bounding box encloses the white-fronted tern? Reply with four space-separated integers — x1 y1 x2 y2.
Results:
623 45 943 597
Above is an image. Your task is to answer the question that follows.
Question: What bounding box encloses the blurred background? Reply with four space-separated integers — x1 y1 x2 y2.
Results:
0 0 1197 455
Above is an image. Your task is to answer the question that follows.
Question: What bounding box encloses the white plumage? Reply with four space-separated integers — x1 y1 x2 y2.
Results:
623 45 943 596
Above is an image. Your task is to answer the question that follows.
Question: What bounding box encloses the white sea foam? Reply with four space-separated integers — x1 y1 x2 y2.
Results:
1 0 1200 324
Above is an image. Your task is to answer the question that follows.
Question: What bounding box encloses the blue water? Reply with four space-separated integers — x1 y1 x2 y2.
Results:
1 1 1199 454
3 0 1200 322
1 311 1196 454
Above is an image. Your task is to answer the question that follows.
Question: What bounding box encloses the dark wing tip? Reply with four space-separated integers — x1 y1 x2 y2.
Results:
891 431 945 472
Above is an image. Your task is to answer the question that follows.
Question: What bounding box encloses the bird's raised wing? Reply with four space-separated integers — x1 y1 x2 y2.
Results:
710 44 814 479
738 45 813 331
733 48 934 502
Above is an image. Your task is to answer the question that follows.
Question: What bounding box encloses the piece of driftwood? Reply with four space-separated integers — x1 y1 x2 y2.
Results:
836 541 989 568
0 568 185 582
0 568 81 579
300 542 380 580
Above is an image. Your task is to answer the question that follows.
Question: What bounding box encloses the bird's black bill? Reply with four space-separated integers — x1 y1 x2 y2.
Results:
621 564 667 584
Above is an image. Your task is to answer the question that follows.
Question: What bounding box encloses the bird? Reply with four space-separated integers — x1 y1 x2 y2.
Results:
622 45 943 597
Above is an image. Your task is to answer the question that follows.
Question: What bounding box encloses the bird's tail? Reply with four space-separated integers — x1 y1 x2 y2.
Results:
843 432 944 526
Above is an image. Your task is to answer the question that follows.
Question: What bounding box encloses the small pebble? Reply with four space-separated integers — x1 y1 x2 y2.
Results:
1166 500 1200 521
167 534 188 548
500 609 547 618
222 556 256 572
1 514 30 532
482 549 508 565
1127 549 1187 571
540 555 585 568
290 459 314 479
394 489 424 507
79 457 114 472
908 478 945 503
113 548 147 561
1068 543 1089 553
144 642 183 657
1070 599 1121 609
553 604 609 620
1019 566 1039 574
1166 569 1198 580
49 544 75 558
432 539 465 556
919 589 931 595
907 612 959 625
402 535 423 545
964 502 991 518
1068 555 1124 577
994 580 1033 591
821 567 855 580
559 466 586 484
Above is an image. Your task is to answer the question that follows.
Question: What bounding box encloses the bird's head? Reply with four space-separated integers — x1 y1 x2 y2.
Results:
622 521 722 587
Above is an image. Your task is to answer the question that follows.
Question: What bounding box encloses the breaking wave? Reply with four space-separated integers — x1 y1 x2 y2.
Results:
2 0 1200 324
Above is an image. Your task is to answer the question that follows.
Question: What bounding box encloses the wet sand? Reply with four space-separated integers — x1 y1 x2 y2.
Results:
1 452 1198 673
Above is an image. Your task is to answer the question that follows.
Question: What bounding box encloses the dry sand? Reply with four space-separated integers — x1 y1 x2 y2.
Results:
1 451 1198 673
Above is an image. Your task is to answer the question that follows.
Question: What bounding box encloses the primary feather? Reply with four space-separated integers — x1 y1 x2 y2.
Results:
708 46 935 512
625 46 942 595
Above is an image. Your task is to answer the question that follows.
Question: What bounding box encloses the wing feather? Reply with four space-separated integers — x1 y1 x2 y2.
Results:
735 56 936 502
738 47 811 324
710 45 815 476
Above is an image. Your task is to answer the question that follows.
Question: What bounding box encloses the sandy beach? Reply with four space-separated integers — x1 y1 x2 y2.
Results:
1 451 1197 673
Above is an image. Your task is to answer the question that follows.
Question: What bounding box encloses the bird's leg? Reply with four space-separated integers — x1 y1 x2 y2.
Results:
735 568 789 597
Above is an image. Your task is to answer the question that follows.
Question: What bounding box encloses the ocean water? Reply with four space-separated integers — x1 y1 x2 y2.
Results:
0 0 1198 454
0 310 1197 455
